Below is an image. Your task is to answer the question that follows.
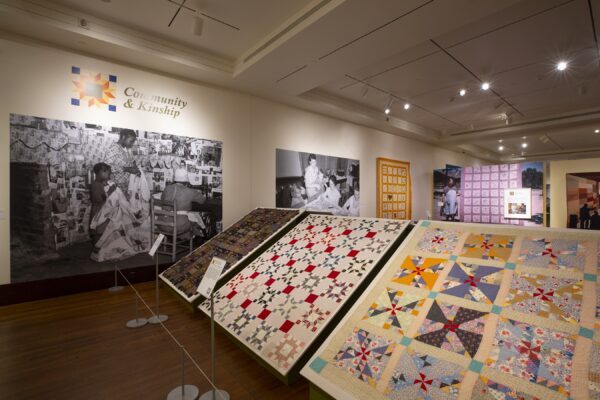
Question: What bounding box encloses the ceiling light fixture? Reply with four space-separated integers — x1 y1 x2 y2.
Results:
192 11 204 36
384 97 393 115
481 82 490 90
498 145 504 151
595 129 599 134
498 139 503 143
556 60 568 71
403 103 410 110
521 143 528 148
459 89 466 96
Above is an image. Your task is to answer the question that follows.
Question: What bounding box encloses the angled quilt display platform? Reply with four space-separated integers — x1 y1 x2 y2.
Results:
301 220 600 400
160 208 302 306
198 214 411 382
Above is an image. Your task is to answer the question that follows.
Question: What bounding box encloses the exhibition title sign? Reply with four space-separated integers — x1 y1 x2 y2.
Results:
70 65 188 119
123 87 187 119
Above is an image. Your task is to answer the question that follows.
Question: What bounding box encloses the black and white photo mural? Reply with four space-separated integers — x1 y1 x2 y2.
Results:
9 113 222 283
275 148 359 216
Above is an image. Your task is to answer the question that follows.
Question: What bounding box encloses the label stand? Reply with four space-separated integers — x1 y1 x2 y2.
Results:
166 345 199 400
108 265 124 292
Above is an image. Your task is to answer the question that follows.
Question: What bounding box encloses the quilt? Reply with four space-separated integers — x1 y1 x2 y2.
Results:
160 208 300 303
302 220 600 400
376 158 411 220
199 215 409 376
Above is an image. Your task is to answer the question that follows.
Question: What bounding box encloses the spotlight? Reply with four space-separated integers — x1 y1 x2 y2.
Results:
481 82 490 90
556 61 568 71
384 107 391 115
595 129 599 133
459 89 466 96
193 12 204 36
498 145 504 151
521 143 528 148
498 139 503 143
403 103 410 110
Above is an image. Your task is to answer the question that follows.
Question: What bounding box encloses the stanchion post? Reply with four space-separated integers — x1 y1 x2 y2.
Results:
108 265 124 292
199 292 229 400
166 345 199 400
126 294 148 329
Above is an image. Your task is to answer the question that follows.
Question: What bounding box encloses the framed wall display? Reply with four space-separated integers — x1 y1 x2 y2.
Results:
9 113 223 283
503 188 532 219
376 158 411 220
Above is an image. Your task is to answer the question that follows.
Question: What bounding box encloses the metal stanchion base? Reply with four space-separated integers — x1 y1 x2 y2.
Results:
126 318 148 328
199 389 229 400
108 286 124 292
148 314 169 324
167 385 200 400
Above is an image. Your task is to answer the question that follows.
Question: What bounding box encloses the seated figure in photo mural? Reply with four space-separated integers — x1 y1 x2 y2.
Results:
89 162 151 262
341 183 360 216
160 168 207 236
104 128 140 196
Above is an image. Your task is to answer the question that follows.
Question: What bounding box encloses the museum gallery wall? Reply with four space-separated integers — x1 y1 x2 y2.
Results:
199 214 409 377
10 113 222 283
376 158 411 220
275 149 360 216
160 208 301 303
302 220 600 399
0 37 485 285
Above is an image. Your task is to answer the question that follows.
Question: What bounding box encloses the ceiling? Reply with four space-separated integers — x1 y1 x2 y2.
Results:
1 0 599 162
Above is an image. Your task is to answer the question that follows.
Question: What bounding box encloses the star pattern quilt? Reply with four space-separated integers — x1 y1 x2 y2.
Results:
199 215 409 376
302 220 600 400
160 208 300 303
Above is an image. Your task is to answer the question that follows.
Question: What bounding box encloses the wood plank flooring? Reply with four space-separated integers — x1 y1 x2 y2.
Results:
0 281 310 399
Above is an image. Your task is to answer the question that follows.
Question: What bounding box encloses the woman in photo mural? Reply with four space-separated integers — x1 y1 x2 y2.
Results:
304 153 324 202
90 128 151 262
104 128 141 196
442 177 459 221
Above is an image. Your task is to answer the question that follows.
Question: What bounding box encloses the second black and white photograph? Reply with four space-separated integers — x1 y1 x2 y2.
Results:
275 148 359 216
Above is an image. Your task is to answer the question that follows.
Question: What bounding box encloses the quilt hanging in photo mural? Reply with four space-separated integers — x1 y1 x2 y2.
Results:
302 220 600 400
199 214 409 376
160 208 301 303
376 158 411 220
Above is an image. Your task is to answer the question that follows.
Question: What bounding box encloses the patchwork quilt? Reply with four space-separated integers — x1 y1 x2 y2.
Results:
302 220 600 400
199 215 409 376
160 208 300 303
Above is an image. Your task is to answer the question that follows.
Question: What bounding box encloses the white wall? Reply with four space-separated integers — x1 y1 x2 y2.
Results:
550 158 600 228
0 37 482 284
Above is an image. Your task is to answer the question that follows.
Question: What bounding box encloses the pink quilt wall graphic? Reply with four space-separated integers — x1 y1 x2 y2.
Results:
460 162 544 226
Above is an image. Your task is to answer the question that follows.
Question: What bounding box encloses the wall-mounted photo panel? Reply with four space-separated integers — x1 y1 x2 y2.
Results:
376 158 411 220
275 149 359 216
9 113 222 283
433 165 462 222
566 172 600 229
503 188 532 219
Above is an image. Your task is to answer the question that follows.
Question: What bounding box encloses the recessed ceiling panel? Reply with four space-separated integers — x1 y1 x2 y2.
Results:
445 0 594 78
48 0 313 60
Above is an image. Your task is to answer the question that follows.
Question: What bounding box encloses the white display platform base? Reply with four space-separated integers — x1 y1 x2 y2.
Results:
108 285 123 292
199 389 229 400
167 384 200 400
148 314 169 324
126 318 148 328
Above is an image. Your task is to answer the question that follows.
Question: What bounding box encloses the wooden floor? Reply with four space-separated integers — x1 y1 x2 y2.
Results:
0 282 310 399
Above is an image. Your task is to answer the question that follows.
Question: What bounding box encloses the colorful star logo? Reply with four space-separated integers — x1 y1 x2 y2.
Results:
71 66 117 111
